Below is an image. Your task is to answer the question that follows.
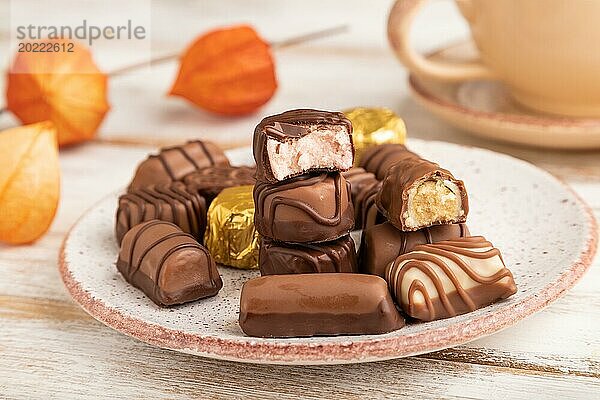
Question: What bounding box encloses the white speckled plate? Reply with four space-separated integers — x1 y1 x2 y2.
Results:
59 140 597 365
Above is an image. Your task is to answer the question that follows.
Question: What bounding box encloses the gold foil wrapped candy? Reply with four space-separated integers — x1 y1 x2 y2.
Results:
204 185 259 270
343 107 406 165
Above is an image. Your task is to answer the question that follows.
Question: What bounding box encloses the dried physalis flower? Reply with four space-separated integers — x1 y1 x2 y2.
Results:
169 25 277 116
0 122 60 244
6 40 110 146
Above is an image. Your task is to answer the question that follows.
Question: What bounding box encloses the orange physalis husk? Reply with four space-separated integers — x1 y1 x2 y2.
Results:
6 40 110 147
169 25 278 116
0 121 60 244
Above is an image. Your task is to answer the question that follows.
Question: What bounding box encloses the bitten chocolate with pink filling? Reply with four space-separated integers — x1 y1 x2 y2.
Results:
253 109 354 182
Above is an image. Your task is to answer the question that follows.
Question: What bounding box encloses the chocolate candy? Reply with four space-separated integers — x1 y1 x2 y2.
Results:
204 185 260 270
116 221 222 307
360 180 386 230
239 274 404 337
342 167 380 229
343 107 406 166
253 109 354 182
377 150 469 231
183 165 256 203
359 144 415 180
359 222 470 277
253 173 354 243
115 182 207 245
259 235 358 276
385 236 517 321
128 140 229 190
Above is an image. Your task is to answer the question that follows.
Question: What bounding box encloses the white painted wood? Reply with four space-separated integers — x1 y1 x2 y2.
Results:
0 0 599 398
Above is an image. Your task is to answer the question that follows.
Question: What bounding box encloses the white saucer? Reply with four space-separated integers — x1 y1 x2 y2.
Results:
408 42 600 150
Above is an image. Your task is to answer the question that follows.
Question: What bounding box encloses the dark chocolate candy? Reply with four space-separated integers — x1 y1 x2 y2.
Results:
385 236 517 321
253 172 354 243
128 140 230 191
359 222 470 277
115 182 207 245
358 144 416 180
259 235 358 276
116 220 222 307
183 165 256 203
376 150 469 231
253 109 354 182
239 273 405 337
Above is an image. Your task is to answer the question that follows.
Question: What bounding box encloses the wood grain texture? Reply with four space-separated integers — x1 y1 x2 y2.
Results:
1 0 599 398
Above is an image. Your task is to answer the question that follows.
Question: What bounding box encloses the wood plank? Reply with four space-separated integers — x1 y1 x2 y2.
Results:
1 317 599 399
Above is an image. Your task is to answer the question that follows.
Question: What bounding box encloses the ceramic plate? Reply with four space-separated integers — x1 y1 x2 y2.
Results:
408 42 600 150
59 140 597 365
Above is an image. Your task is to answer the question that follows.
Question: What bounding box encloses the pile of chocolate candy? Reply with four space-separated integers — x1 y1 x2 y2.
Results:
113 107 517 338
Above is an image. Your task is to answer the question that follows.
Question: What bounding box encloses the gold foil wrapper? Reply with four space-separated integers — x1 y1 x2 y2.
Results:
204 185 259 270
344 107 406 166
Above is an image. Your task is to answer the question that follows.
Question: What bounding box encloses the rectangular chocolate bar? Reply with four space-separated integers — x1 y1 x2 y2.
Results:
259 235 358 275
239 274 404 337
385 236 517 321
253 109 354 182
376 149 469 231
359 222 470 277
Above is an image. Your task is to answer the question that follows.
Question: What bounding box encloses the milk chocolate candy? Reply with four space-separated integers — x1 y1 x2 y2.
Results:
115 182 207 245
253 172 354 243
239 274 404 337
342 167 380 229
385 236 517 321
253 109 354 182
359 222 470 277
359 144 416 180
360 180 386 230
377 152 469 231
117 221 222 307
184 165 256 203
128 140 230 190
259 235 358 276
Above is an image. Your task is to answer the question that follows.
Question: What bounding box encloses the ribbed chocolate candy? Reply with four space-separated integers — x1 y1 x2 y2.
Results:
128 140 229 190
116 221 222 307
115 182 206 245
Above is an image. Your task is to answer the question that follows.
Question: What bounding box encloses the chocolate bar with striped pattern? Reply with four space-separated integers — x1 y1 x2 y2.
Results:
128 140 229 191
115 182 206 245
116 221 222 307
385 236 516 321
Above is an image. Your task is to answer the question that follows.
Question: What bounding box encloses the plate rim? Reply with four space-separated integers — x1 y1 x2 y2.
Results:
58 141 598 365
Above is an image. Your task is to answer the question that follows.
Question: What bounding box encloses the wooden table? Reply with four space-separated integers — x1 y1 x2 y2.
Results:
1 1 599 398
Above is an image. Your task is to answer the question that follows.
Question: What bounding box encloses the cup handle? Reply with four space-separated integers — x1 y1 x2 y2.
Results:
387 0 496 81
